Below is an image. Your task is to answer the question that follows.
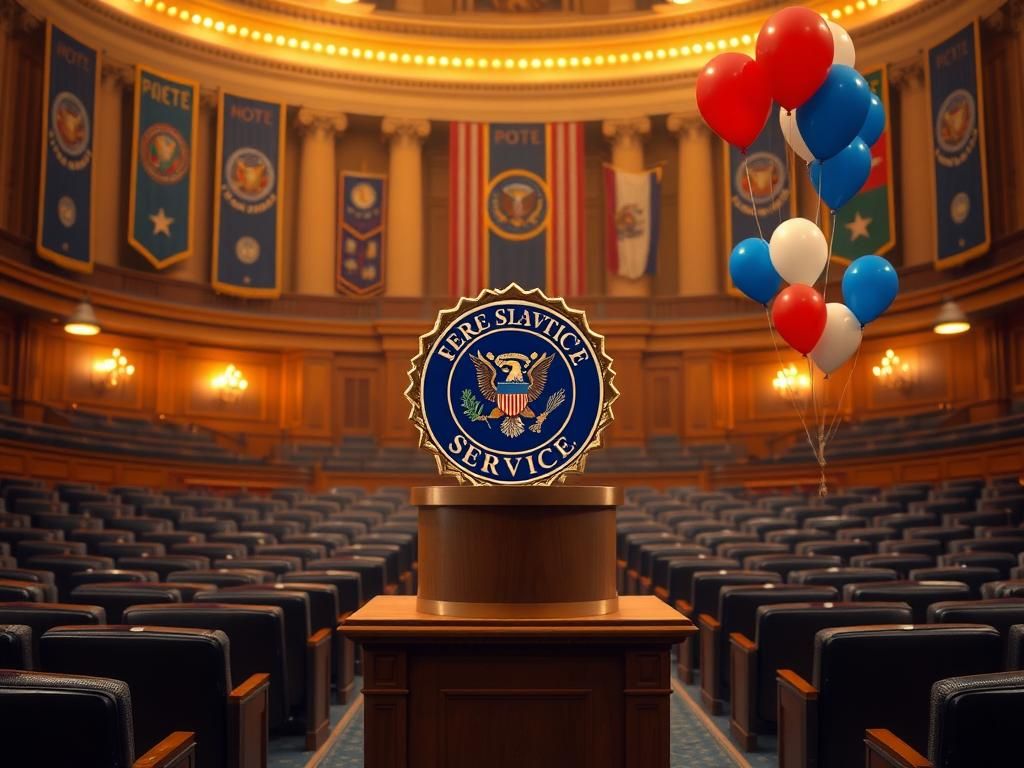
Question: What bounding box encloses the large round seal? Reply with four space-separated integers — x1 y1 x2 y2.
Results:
408 284 616 486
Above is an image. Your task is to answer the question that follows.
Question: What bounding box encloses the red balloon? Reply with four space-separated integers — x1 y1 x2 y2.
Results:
755 7 834 111
696 53 772 152
771 284 827 355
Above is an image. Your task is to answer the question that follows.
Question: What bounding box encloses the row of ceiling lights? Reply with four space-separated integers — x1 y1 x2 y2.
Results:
124 0 888 72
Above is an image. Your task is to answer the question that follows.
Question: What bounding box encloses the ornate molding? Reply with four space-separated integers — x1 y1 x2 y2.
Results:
382 116 431 143
665 113 707 139
889 55 924 90
601 116 651 144
100 59 134 88
295 107 348 137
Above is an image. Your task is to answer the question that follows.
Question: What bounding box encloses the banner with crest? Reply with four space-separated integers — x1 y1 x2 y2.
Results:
449 122 585 298
37 23 99 273
927 21 990 268
831 67 896 262
212 92 285 298
723 113 797 295
337 171 385 295
128 66 198 269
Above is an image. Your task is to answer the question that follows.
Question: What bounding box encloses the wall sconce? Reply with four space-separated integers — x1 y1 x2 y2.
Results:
213 364 248 403
772 364 810 400
92 348 135 390
872 348 914 393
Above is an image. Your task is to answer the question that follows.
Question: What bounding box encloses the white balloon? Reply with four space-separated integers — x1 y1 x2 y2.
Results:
810 303 862 374
827 20 856 68
769 218 828 286
779 107 814 164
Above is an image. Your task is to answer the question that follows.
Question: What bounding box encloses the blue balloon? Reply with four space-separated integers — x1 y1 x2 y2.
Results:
796 65 872 161
808 138 872 211
729 237 780 305
860 93 885 147
841 254 898 326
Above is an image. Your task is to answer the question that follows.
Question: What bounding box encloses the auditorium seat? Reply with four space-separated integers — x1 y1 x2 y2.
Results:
699 582 838 713
663 556 739 608
117 554 210 579
794 541 874 562
0 669 196 768
904 525 972 548
212 555 302 576
850 554 936 577
729 601 913 750
877 539 944 558
742 554 843 579
838 526 898 544
842 502 902 521
0 623 31 669
40 625 268 768
97 542 167 559
69 583 182 622
803 516 865 534
0 578 48 602
843 580 973 621
928 599 1024 666
908 566 1000 598
253 543 329 567
67 569 159 589
940 551 1017 577
949 536 1024 556
139 531 205 548
178 518 239 537
210 531 279 552
764 530 832 549
0 602 106 660
123 602 291 730
865 670 1024 767
168 568 274 586
777 624 1001 768
1010 625 1024 671
67 529 137 553
979 579 1024 598
23 554 116 599
170 542 249 560
787 566 899 589
307 557 387 600
0 568 56 600
17 539 88 558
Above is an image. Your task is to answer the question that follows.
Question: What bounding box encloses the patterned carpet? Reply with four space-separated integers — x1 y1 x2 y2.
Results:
269 672 781 768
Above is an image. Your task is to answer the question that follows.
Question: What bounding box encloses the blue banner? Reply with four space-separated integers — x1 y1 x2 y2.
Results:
927 21 990 268
724 110 797 295
128 66 198 269
212 92 284 298
337 171 385 295
37 23 99 273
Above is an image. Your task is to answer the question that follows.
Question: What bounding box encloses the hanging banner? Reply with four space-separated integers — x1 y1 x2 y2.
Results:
449 122 585 298
128 66 198 270
927 21 990 268
37 23 99 273
212 92 285 298
831 67 896 262
337 171 385 295
724 112 797 295
603 164 661 279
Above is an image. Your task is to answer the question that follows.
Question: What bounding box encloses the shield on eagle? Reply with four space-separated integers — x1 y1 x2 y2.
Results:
496 381 530 418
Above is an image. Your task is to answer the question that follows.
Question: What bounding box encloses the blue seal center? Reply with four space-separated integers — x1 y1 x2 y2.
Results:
421 299 603 485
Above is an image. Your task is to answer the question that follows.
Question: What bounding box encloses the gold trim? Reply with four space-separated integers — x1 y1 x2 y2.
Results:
412 484 621 507
405 283 617 486
416 596 619 618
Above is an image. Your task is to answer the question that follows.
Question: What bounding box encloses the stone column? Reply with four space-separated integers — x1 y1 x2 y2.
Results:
892 56 934 268
667 114 718 296
94 62 131 268
602 116 652 297
294 108 347 295
381 117 430 297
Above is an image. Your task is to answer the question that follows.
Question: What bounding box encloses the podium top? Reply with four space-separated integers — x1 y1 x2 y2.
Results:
411 485 622 507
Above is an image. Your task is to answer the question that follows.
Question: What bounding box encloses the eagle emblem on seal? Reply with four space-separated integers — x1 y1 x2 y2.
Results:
466 351 565 438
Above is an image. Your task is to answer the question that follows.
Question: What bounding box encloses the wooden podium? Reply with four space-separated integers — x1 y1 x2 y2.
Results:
342 486 696 768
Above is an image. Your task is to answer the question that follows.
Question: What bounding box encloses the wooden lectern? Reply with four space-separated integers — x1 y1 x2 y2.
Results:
342 485 696 768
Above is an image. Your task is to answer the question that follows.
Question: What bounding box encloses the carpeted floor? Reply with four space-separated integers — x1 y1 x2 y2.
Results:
269 670 781 768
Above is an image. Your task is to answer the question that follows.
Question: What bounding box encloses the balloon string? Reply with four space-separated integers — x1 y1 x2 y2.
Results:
822 213 838 304
744 157 766 242
814 160 824 228
765 305 818 463
808 356 828 497
824 344 861 446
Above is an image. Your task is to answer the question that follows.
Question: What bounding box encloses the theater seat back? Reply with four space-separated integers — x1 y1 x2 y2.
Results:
928 671 1024 767
0 623 32 669
0 602 106 661
813 624 1001 768
928 599 1024 666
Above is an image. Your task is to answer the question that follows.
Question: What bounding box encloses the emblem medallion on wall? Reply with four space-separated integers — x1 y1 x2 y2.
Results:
408 284 616 486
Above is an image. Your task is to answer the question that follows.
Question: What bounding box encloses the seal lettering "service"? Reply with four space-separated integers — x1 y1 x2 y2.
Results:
408 284 616 486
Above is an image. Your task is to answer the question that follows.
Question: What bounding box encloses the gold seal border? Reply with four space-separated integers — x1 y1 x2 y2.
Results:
405 283 618 487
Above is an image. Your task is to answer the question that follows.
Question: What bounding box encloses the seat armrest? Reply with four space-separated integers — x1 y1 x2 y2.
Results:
306 627 333 750
674 599 693 616
228 673 270 768
777 669 819 768
133 731 197 768
654 586 669 602
698 613 722 714
864 729 932 768
729 632 758 751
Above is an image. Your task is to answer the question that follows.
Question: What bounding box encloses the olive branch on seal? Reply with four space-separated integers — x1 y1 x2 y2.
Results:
460 389 491 429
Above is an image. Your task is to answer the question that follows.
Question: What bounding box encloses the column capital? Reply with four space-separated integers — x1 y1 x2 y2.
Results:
198 88 219 110
295 108 348 137
984 0 1024 35
382 116 431 142
890 55 924 90
100 60 133 88
666 113 708 139
601 116 651 144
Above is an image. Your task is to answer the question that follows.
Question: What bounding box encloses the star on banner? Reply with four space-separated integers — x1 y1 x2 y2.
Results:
845 211 872 242
150 208 174 237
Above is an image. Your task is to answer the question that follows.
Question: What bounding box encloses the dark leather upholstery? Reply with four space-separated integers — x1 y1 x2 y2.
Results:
1009 624 1024 671
0 602 106 662
908 566 1001 599
24 554 116 599
877 539 944 558
17 540 89 558
283 570 362 613
787 566 898 589
837 526 897 544
170 542 249 560
741 554 843 578
753 601 913 723
0 669 136 767
69 583 182 622
843 580 973 621
254 544 330 568
714 543 788 563
40 625 232 768
0 569 57 602
123 602 290 729
981 579 1024 598
0 623 32 669
812 624 1001 768
928 670 1024 767
928 599 1024 665
212 556 302 576
849 553 935 576
905 525 972 546
794 541 874 562
307 557 387 599
196 587 311 715
209 532 279 552
0 578 47 602
337 544 402 584
116 554 210 580
949 537 1024 556
940 551 1017 577
665 557 739 606
168 568 274 586
221 582 339 633
67 569 159 589
689 571 782 621
762 530 832 549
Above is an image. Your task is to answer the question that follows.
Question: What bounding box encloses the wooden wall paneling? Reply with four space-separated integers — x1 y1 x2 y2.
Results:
0 19 43 240
1012 320 1024 397
378 322 423 445
280 351 333 439
425 129 449 298
334 354 382 439
681 351 731 439
180 346 280 432
642 354 681 437
0 308 12 395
